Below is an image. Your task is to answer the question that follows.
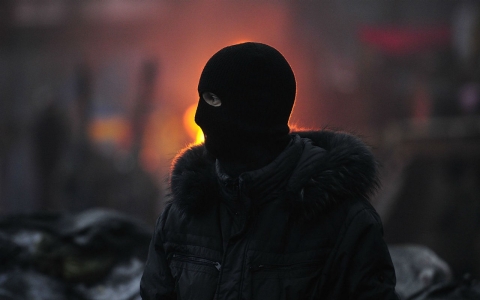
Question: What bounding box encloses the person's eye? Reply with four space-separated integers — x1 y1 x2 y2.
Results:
202 92 222 107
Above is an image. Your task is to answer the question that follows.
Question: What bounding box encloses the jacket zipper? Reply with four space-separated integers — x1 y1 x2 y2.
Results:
249 261 319 273
213 179 243 300
171 253 221 271
237 203 260 300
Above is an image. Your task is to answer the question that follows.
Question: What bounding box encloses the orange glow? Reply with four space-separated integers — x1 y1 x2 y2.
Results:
183 104 204 145
89 116 131 147
233 39 252 45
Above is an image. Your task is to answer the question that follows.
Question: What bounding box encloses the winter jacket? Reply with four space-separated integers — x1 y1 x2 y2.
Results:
140 131 400 300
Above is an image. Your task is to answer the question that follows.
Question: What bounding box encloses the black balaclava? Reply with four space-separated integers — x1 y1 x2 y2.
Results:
195 42 296 174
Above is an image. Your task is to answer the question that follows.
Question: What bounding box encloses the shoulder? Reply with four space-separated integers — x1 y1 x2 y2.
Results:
346 199 383 227
288 129 380 221
322 196 382 230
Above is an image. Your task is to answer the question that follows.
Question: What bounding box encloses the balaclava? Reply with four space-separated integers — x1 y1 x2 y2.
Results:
195 42 296 166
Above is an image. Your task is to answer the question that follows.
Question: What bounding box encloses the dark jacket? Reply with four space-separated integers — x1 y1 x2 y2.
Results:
140 131 399 300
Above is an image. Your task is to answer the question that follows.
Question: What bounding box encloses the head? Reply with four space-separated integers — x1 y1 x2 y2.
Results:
195 42 296 172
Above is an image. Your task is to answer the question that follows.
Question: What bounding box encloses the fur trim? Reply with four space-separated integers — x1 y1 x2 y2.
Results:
167 130 379 220
168 145 222 214
288 130 379 221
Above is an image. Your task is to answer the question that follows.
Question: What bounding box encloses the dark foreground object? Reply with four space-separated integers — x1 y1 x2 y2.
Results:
0 208 151 300
390 245 480 300
0 209 478 299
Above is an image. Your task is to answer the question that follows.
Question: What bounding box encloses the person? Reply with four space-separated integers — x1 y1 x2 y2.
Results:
140 42 400 299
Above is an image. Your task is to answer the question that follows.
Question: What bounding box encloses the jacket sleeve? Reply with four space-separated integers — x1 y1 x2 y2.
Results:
329 208 400 300
140 210 176 300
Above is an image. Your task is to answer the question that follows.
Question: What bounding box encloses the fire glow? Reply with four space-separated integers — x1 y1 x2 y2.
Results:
183 104 204 145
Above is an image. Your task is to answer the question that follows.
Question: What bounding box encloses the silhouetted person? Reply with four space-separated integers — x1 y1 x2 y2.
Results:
141 42 399 299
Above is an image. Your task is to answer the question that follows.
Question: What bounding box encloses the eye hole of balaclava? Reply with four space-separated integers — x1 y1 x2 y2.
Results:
202 92 222 107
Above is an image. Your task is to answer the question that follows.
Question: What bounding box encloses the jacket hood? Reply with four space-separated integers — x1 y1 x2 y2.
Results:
168 130 379 220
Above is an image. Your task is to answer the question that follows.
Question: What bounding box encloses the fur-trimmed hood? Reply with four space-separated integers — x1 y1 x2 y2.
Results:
168 130 379 220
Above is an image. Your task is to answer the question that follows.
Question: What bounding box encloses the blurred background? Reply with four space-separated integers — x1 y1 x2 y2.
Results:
1 0 480 283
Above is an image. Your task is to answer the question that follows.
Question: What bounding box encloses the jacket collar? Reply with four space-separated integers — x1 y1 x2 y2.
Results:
215 135 304 203
168 130 379 220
